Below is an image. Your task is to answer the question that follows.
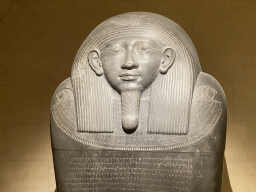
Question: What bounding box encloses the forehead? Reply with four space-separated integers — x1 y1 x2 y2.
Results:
99 35 163 50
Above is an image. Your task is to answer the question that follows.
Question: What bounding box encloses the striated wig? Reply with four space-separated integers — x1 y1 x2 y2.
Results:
71 12 202 134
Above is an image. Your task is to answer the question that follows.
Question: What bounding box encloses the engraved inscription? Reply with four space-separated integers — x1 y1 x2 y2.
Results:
64 154 193 192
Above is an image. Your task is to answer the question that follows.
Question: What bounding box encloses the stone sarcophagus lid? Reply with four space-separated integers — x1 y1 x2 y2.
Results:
51 12 227 192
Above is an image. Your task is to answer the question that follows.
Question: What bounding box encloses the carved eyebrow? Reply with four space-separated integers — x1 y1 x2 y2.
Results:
135 42 162 52
101 42 115 50
101 45 124 54
134 40 156 45
101 39 162 54
137 45 161 51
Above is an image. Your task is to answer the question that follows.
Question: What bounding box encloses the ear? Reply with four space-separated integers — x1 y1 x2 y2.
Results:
88 50 103 76
159 48 176 74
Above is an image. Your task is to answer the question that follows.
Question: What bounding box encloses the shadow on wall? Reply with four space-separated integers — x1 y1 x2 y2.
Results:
0 0 11 21
222 157 233 192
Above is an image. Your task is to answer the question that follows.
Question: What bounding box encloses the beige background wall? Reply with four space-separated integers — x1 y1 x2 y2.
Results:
0 0 256 191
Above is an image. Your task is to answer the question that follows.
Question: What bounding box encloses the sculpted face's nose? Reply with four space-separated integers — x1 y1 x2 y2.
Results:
121 49 138 69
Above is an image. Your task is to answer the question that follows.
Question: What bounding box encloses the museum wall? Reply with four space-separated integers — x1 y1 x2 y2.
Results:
0 0 255 191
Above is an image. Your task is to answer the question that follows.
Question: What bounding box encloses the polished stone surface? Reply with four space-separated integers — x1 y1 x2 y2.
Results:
51 12 227 192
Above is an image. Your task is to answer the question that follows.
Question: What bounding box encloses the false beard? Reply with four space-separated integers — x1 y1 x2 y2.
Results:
121 90 141 134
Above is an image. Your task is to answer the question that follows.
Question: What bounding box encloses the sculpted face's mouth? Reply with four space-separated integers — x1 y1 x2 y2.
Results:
119 73 140 81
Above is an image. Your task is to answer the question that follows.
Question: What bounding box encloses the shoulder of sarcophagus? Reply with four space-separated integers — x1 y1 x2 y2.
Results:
51 78 73 108
193 72 227 108
189 72 227 151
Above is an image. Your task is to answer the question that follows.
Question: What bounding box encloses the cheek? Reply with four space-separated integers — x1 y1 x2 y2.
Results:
139 55 161 86
102 54 124 70
144 64 159 82
138 54 161 73
101 55 123 84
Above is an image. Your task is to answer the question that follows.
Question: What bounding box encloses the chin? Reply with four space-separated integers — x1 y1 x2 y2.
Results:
119 83 143 92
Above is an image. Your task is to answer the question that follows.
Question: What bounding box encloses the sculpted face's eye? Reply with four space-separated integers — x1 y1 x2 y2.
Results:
136 45 154 53
105 47 125 54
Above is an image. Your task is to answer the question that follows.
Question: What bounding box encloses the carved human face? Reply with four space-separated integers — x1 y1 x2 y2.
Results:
100 36 163 93
88 36 175 94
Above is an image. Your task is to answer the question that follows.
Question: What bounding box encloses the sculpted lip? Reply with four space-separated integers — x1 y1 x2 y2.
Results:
119 73 140 81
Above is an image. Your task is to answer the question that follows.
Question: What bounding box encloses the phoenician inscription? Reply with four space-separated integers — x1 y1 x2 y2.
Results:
64 154 193 192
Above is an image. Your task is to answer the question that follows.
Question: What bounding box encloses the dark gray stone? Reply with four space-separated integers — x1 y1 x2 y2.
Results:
51 12 227 192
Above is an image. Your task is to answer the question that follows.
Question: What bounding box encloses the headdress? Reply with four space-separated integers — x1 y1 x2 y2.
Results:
71 12 202 134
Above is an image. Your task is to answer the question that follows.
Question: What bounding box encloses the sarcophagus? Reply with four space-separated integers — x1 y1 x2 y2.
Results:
51 12 227 192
